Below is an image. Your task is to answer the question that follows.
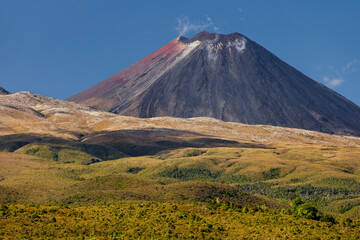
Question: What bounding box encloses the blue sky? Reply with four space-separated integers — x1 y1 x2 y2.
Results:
1 0 359 106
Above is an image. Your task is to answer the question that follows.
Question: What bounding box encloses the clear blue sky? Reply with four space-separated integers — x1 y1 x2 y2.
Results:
1 0 359 106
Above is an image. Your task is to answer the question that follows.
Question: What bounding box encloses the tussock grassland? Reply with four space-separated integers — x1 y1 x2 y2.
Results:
1 141 359 217
1 92 360 238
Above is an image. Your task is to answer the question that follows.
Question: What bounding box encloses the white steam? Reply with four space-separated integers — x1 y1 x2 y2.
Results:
233 38 246 53
206 45 218 63
342 59 360 74
206 34 220 63
175 15 218 36
322 59 359 88
323 76 344 88
205 35 246 63
213 33 219 42
213 26 220 32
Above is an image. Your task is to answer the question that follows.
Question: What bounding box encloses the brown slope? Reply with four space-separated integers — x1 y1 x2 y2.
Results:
2 92 360 147
67 32 360 136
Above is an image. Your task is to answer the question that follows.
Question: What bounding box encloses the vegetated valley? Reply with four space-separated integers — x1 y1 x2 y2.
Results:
0 92 360 239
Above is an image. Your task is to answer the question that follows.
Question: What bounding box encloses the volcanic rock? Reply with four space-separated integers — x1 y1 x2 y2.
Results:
67 32 360 136
0 87 10 95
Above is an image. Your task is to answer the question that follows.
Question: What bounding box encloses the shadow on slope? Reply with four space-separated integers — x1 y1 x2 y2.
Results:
0 129 272 164
82 128 273 157
60 174 282 209
0 134 125 164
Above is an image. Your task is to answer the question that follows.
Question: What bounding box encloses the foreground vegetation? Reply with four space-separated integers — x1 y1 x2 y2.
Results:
1 132 360 239
1 201 359 240
1 93 360 238
1 140 360 216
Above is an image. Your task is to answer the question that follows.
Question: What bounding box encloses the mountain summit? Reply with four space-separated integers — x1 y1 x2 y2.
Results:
0 87 10 95
67 32 360 136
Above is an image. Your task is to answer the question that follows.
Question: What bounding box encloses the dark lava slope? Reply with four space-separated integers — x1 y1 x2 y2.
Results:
67 32 360 136
0 87 10 95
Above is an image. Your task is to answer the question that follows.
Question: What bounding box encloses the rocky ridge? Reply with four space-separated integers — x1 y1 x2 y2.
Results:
1 92 359 146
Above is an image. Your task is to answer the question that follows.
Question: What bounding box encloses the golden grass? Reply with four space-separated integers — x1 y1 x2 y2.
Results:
0 141 358 215
1 92 360 216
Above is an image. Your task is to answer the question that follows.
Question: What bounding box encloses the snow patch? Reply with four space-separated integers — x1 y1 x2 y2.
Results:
206 44 218 63
213 34 219 43
233 38 246 53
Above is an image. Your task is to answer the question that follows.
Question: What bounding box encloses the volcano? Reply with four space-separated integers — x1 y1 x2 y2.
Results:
0 87 10 95
67 31 360 136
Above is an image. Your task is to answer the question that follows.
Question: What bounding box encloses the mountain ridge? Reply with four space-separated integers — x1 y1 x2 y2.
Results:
0 87 10 95
1 91 359 146
1 91 360 218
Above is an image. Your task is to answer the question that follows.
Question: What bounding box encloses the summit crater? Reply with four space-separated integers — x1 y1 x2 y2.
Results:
179 31 245 43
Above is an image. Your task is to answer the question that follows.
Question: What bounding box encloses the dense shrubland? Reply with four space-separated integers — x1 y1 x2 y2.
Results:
1 133 360 238
1 201 359 239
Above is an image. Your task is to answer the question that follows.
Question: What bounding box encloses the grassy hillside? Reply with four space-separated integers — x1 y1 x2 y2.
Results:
0 133 359 217
1 93 360 238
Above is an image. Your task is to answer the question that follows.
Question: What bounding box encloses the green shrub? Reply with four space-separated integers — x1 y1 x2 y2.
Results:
25 145 58 161
183 149 206 157
158 166 219 181
126 167 144 174
57 149 100 165
261 168 281 180
294 203 319 220
290 197 337 222
320 214 336 224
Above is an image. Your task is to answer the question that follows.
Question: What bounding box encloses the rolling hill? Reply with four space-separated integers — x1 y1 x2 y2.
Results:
0 91 359 217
